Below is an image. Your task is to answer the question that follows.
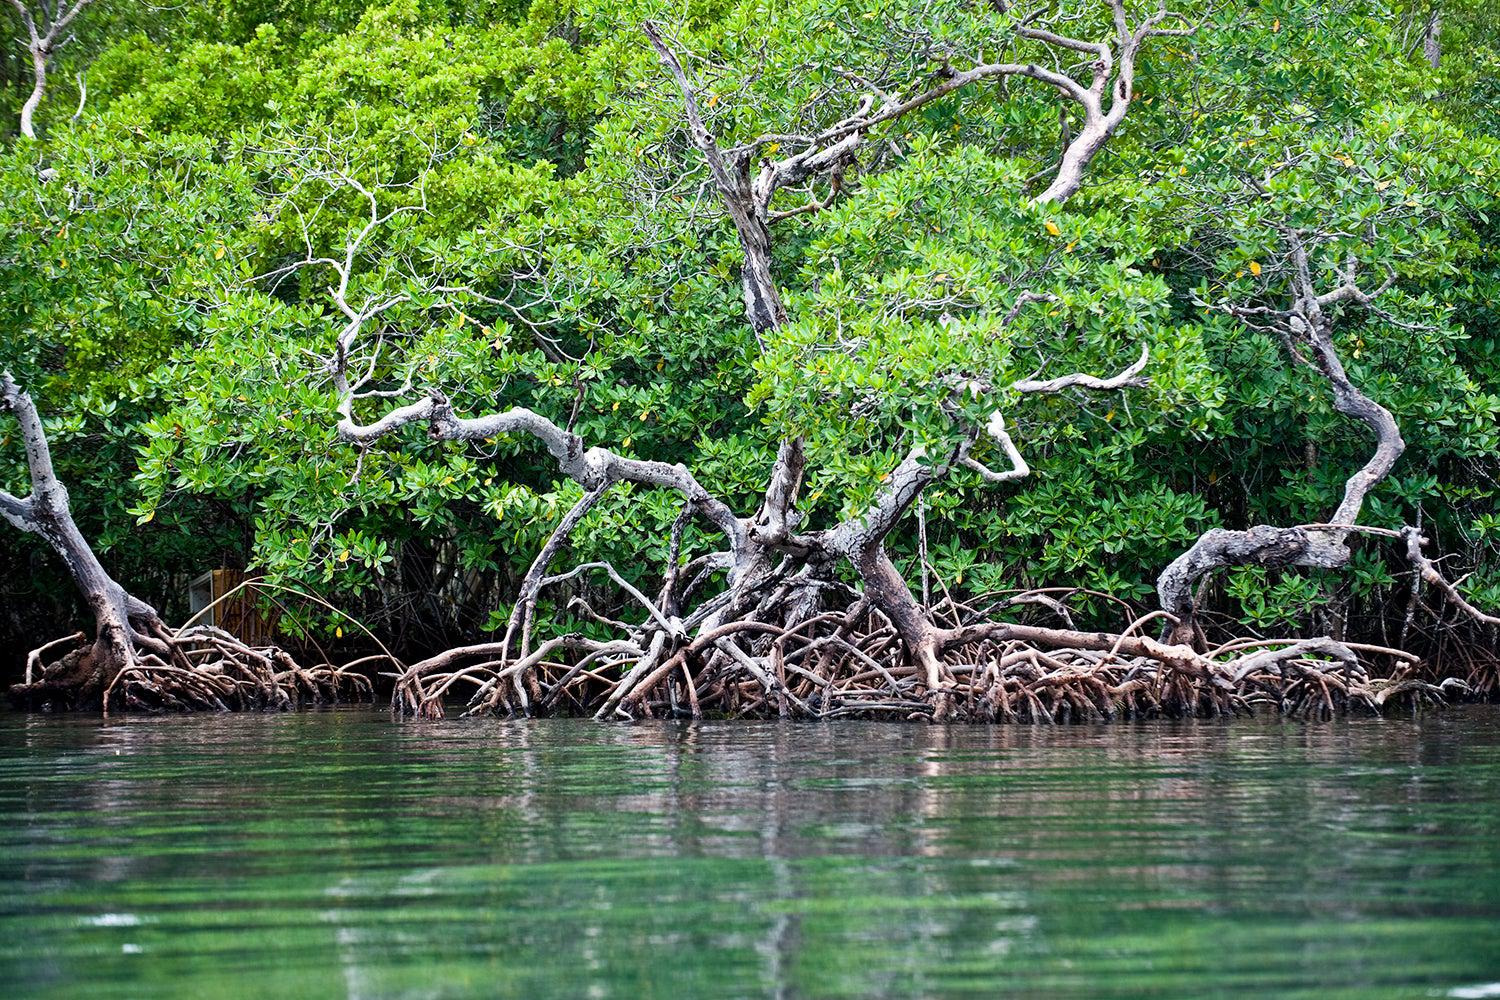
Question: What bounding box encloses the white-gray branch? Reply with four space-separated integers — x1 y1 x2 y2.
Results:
7 0 94 138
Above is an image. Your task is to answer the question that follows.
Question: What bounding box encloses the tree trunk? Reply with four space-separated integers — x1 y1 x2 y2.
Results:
2 374 162 700
19 44 47 139
1423 11 1442 69
1157 256 1406 645
1035 121 1114 204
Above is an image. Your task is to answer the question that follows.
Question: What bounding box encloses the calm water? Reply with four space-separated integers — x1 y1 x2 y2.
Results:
1 709 1499 999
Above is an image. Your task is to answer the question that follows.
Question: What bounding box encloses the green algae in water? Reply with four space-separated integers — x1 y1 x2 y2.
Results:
2 710 1500 998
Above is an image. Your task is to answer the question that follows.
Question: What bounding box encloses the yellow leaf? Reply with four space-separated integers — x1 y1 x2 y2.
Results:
338 550 350 563
611 401 620 411
214 245 226 260
933 273 950 283
656 359 664 371
335 626 344 639
622 436 632 448
1375 179 1392 191
1249 260 1262 277
1045 220 1061 237
1104 409 1115 422
138 510 155 525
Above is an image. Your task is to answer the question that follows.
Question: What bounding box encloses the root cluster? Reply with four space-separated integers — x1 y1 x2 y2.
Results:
10 624 373 713
391 588 1466 722
13 589 1469 723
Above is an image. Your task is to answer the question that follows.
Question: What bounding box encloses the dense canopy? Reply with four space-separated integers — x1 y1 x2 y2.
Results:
2 0 1499 717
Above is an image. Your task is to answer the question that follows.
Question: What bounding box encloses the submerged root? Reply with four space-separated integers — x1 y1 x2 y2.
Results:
388 592 1465 723
9 623 376 714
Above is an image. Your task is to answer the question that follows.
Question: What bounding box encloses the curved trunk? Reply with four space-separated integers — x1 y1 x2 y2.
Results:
32 502 161 687
1034 121 1114 204
2 374 161 700
19 45 46 139
1157 260 1406 645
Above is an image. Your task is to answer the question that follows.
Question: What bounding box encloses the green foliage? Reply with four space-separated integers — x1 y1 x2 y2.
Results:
3 0 1500 658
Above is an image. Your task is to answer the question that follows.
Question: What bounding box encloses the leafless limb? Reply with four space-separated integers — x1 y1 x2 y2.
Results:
7 0 95 138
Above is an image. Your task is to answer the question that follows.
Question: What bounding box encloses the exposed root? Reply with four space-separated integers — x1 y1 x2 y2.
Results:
389 589 1464 723
10 623 377 714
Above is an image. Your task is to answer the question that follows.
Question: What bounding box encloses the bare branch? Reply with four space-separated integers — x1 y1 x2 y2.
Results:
1158 230 1409 641
826 344 1153 557
961 412 1030 483
1012 344 1150 393
9 0 95 137
1404 527 1500 628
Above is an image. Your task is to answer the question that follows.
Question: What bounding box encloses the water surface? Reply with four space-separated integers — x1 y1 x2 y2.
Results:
2 709 1499 998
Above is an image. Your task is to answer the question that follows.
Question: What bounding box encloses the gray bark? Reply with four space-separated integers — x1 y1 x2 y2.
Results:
7 1 94 139
19 44 46 139
644 4 1182 555
1157 237 1406 643
1 373 160 679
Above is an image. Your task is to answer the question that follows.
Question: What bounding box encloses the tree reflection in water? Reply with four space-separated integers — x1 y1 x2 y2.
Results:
2 711 1499 998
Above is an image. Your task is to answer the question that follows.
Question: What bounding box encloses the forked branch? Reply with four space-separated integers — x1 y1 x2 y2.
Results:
7 0 95 138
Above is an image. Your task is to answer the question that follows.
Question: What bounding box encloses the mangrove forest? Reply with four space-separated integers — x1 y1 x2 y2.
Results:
2 0 1499 722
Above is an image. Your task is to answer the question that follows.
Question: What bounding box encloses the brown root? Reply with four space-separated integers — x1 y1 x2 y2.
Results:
9 623 375 714
386 588 1462 723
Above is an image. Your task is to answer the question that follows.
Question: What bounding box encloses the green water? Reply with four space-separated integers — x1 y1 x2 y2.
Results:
2 710 1499 999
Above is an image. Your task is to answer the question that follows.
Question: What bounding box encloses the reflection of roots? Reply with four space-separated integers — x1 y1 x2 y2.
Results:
392 590 1466 722
10 624 374 713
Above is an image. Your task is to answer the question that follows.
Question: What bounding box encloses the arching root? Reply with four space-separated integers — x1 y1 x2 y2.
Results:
10 623 376 713
388 591 1463 722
